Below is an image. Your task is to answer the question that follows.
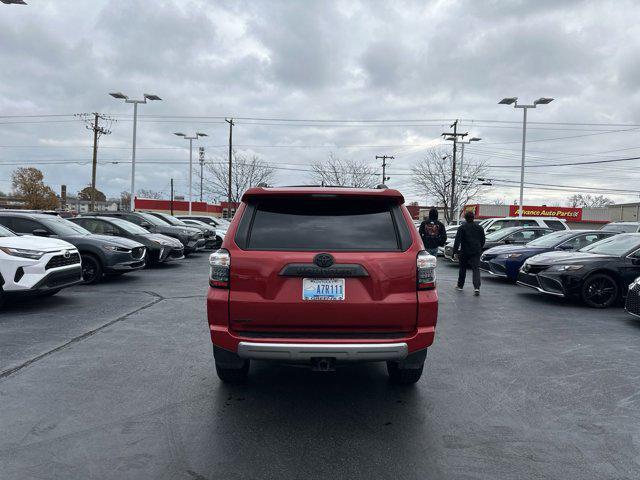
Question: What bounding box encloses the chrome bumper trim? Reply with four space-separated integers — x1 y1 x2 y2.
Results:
516 280 566 297
237 341 408 362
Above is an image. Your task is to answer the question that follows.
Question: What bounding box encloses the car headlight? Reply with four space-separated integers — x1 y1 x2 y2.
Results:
507 253 523 259
182 229 191 235
0 246 45 259
548 264 584 272
102 245 130 252
630 278 640 289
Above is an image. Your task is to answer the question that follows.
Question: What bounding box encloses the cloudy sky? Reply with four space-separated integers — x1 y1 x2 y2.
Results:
1 0 640 206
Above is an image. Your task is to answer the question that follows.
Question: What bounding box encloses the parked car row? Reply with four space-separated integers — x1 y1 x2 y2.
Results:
439 218 640 312
0 210 225 308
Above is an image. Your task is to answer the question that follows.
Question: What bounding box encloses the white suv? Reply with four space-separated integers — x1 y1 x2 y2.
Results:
482 216 569 234
0 223 82 308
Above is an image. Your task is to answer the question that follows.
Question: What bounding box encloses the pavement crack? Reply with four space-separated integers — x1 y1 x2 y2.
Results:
0 291 165 381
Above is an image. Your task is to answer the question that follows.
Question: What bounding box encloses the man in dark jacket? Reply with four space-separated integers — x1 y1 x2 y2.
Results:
419 208 447 256
452 210 486 295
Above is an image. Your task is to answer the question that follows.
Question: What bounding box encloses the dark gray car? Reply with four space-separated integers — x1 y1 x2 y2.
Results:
144 211 216 249
71 216 185 265
0 212 147 284
91 211 205 254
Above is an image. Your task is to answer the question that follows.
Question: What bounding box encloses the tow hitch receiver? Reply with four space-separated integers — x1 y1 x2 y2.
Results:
311 357 336 372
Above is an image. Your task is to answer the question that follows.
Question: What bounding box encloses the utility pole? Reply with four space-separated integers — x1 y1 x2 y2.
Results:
225 118 234 219
199 147 205 202
170 178 174 215
78 113 113 212
442 120 467 224
376 155 394 184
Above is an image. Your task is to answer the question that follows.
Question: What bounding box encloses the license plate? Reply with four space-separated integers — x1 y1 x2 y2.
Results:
302 278 345 301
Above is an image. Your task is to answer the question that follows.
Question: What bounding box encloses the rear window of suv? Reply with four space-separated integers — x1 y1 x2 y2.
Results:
241 198 405 251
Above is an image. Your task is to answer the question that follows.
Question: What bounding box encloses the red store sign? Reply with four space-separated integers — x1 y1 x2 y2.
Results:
509 205 582 221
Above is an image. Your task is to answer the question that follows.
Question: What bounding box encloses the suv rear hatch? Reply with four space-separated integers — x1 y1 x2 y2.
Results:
228 192 418 335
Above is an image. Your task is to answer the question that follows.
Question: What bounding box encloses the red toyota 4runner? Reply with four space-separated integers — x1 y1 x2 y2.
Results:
207 186 438 384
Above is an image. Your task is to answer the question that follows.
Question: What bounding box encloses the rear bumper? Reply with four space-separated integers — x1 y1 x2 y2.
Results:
237 341 408 362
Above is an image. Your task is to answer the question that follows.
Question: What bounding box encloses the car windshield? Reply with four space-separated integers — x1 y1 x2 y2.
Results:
580 234 640 255
526 230 576 247
601 223 639 233
157 214 188 226
485 226 520 241
137 212 170 227
108 218 149 235
40 216 91 236
0 224 16 237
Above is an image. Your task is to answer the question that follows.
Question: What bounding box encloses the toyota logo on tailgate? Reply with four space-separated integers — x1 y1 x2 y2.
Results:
314 253 334 268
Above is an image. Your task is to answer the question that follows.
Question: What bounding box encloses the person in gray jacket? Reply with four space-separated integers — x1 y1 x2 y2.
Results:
452 210 486 295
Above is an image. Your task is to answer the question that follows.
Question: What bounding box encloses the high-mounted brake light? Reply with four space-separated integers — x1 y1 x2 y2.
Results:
209 248 230 288
417 251 437 290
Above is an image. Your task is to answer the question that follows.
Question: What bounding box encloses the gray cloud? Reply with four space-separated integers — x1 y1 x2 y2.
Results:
1 0 640 205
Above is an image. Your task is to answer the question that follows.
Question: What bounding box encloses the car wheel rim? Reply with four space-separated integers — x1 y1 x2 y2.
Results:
585 278 615 306
82 260 97 282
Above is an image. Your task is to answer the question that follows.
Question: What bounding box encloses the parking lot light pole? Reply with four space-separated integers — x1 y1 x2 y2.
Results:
455 137 481 224
174 132 208 215
109 92 162 212
499 97 554 217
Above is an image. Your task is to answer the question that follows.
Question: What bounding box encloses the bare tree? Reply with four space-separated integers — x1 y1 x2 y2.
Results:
137 189 164 200
310 153 378 188
202 151 275 204
567 194 614 208
411 148 489 224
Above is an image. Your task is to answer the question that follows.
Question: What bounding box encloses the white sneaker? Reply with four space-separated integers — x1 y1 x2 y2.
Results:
474 289 480 296
455 285 463 291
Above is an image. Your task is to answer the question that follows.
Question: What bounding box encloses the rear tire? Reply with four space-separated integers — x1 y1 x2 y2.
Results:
81 253 103 284
581 273 619 308
215 361 249 384
387 361 424 384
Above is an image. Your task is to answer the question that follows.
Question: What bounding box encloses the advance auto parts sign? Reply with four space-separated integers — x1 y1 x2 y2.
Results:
509 205 582 221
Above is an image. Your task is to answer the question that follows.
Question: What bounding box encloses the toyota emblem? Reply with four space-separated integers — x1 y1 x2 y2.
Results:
63 250 71 259
314 253 334 268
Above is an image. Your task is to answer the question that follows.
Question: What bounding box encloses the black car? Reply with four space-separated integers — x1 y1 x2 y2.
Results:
517 233 640 308
0 212 146 284
480 230 617 281
70 216 184 265
144 211 216 249
92 212 204 255
626 276 640 318
444 226 552 261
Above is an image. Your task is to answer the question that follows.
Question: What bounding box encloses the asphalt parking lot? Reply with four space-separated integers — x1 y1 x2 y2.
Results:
1 254 639 480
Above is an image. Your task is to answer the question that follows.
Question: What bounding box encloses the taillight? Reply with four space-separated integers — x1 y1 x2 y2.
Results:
209 248 230 288
417 251 437 290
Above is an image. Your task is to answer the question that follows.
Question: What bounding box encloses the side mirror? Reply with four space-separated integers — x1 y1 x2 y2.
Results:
32 229 49 237
140 222 151 229
632 258 640 266
503 239 512 244
557 244 573 251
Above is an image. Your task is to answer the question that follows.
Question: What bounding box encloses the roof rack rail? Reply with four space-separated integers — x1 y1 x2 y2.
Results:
256 182 270 188
375 184 388 189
